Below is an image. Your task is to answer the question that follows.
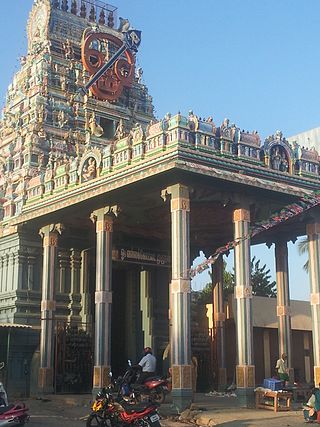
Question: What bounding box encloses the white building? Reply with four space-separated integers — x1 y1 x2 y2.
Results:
288 127 320 152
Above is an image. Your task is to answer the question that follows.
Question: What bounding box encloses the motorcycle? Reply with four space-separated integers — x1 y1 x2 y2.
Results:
0 403 29 427
86 386 161 427
117 363 170 404
0 362 29 426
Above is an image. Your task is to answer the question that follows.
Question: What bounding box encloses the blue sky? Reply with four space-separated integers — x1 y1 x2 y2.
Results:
0 0 317 300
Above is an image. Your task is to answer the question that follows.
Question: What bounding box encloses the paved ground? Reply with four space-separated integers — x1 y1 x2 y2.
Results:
11 393 308 426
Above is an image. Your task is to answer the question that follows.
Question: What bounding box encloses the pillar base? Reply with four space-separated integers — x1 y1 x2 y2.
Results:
38 367 54 394
92 365 111 395
237 387 255 408
314 366 320 387
217 367 227 391
288 367 295 384
171 388 193 413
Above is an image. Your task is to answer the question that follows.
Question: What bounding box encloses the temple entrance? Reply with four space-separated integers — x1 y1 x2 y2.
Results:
110 263 170 378
54 321 93 393
111 267 143 377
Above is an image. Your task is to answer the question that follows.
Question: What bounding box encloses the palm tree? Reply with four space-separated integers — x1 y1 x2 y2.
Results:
298 237 309 272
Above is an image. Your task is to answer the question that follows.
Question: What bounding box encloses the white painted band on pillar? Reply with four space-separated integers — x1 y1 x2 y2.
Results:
277 305 291 316
95 290 113 303
214 312 226 321
235 285 252 299
41 300 56 311
170 198 190 212
170 279 191 294
311 292 320 306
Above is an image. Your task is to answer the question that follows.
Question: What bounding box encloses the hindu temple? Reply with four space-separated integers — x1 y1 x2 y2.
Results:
1 0 320 411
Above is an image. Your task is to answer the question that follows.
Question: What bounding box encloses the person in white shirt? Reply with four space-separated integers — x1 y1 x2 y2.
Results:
275 353 289 385
137 347 157 383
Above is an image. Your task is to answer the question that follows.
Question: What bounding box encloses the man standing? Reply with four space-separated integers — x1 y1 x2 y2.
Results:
137 347 157 383
276 353 289 385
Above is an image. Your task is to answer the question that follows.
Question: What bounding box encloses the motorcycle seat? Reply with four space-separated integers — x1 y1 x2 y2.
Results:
0 404 14 414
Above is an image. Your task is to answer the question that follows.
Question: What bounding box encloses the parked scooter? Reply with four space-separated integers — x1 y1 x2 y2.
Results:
0 363 29 426
87 386 161 427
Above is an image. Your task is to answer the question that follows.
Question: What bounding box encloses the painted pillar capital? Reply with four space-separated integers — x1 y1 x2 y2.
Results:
233 207 250 223
161 183 190 212
91 205 120 226
307 222 320 235
39 223 64 246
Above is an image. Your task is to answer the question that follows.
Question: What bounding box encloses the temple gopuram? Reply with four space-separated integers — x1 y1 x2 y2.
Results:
1 0 320 411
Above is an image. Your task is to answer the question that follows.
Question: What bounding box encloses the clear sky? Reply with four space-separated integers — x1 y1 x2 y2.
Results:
0 0 317 300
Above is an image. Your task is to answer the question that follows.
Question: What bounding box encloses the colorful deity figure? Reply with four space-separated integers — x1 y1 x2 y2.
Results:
115 119 126 140
82 157 96 181
280 153 289 172
271 146 282 170
130 123 144 144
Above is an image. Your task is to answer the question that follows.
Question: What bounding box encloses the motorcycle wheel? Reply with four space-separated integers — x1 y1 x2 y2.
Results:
150 388 165 404
86 414 108 427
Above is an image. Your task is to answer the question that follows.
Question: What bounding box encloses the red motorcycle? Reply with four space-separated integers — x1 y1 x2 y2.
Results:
133 376 171 404
0 403 29 426
86 387 161 427
118 365 171 404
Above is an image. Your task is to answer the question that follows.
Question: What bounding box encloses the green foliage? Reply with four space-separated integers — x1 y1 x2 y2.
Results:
250 256 276 297
298 237 309 272
194 256 277 304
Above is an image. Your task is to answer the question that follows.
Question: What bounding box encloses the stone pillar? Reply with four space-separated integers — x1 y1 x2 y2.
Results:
212 256 227 390
27 256 36 291
0 256 3 293
140 270 153 348
58 252 68 294
91 206 119 392
13 251 26 290
38 223 63 393
307 221 320 387
233 207 255 407
275 241 293 381
80 249 92 328
8 253 15 292
3 255 8 292
68 248 82 324
263 330 271 378
125 270 139 362
304 332 311 384
161 184 192 411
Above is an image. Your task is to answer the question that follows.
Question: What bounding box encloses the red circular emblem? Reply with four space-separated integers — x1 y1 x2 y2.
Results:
81 32 135 101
